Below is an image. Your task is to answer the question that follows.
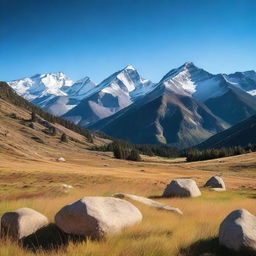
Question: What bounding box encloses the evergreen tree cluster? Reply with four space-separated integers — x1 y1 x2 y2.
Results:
113 143 141 161
0 82 93 142
186 144 256 162
90 139 180 159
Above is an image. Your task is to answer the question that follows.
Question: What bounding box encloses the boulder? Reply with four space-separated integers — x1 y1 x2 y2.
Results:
0 208 48 240
113 193 183 215
219 209 256 252
162 179 201 198
55 197 142 239
204 176 226 190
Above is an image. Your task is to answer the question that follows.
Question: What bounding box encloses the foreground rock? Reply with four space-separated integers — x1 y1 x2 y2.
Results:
1 208 48 240
113 193 183 215
163 179 201 198
55 197 142 239
204 176 226 190
219 209 256 252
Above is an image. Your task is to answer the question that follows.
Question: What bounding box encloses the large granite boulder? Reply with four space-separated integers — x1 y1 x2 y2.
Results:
219 209 256 253
162 179 201 198
204 176 226 190
55 196 142 239
0 208 48 240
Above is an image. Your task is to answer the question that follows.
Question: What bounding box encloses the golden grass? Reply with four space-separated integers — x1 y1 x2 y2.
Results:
0 151 256 255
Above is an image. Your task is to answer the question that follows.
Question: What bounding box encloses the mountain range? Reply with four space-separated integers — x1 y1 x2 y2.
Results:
8 62 256 148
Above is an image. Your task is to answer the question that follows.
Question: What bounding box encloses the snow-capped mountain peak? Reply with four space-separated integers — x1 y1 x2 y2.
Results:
8 72 74 100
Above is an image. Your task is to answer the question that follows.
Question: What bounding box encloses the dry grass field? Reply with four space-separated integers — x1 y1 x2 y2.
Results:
0 147 256 256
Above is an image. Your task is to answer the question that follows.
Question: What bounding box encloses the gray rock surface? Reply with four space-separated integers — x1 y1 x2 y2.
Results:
163 179 201 198
219 209 256 252
204 176 226 190
0 208 48 240
55 196 142 239
113 193 183 215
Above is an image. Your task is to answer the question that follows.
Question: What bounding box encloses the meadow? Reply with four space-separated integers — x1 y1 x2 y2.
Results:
0 150 256 256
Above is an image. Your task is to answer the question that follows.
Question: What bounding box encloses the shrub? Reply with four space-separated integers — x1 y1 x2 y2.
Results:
127 149 141 161
60 133 68 143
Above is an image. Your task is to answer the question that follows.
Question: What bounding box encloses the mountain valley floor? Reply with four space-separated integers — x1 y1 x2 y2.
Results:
0 150 256 256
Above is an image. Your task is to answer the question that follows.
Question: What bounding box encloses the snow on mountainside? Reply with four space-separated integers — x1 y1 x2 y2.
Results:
159 62 228 101
8 72 74 100
223 71 256 96
63 65 156 127
8 72 97 116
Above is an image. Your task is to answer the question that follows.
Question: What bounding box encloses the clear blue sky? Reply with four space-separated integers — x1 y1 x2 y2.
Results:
1 0 255 83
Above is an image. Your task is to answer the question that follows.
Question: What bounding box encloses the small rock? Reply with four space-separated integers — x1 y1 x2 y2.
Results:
57 157 66 162
61 184 74 189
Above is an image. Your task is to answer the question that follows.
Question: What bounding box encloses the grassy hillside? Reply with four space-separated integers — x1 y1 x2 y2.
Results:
0 148 256 255
0 82 108 158
197 114 256 149
0 82 93 140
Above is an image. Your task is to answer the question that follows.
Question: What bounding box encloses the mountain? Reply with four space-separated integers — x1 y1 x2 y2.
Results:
197 114 256 149
63 65 155 127
158 62 256 125
89 62 256 148
7 62 256 148
224 70 256 96
8 72 74 101
89 80 229 149
8 72 97 116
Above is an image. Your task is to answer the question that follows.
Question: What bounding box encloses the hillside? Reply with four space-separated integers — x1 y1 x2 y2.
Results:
0 82 107 158
197 114 256 149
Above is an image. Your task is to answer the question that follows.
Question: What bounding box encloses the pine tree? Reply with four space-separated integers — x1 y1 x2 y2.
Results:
51 127 57 136
61 133 68 142
31 111 36 122
127 149 141 161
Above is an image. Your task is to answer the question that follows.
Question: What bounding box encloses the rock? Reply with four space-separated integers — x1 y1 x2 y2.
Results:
162 179 201 198
113 193 183 215
204 176 226 190
61 184 74 189
210 187 226 192
57 157 66 162
219 209 256 252
0 208 48 240
55 197 142 239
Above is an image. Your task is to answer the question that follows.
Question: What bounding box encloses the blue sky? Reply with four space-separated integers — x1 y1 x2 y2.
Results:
1 0 255 83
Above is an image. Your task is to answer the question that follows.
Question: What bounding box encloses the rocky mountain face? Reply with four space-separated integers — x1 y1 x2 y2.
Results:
8 62 256 148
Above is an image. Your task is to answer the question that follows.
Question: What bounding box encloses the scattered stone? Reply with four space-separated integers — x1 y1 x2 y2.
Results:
113 193 183 215
0 208 48 240
57 157 66 162
55 197 142 239
162 179 201 198
219 209 256 252
204 176 226 190
61 184 74 189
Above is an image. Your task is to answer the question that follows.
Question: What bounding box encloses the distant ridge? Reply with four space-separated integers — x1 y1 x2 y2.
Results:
197 114 256 149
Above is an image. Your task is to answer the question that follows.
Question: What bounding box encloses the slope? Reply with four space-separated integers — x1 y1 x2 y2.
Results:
197 114 256 149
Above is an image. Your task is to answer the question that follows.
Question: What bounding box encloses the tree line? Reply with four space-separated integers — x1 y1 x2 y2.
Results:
186 144 256 162
90 139 180 161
